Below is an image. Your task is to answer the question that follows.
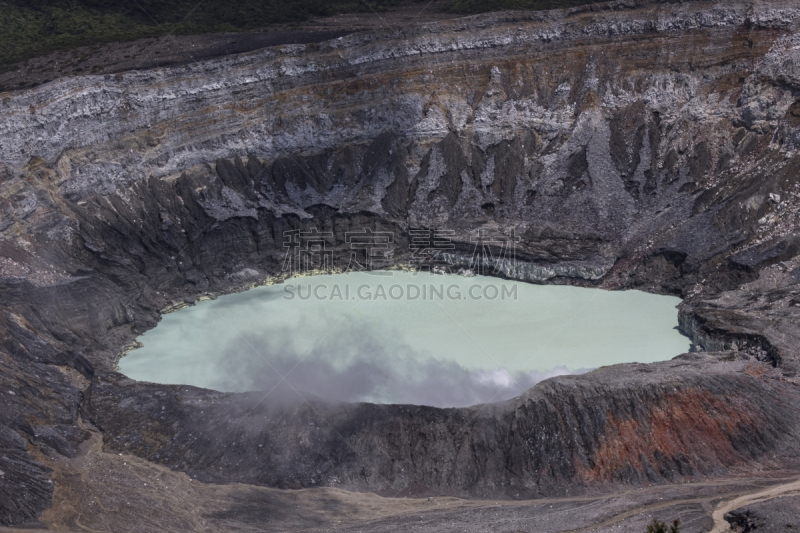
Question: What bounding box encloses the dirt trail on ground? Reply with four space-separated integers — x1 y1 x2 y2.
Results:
710 477 800 532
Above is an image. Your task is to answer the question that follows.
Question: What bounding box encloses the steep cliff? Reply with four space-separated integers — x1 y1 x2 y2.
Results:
2 0 800 528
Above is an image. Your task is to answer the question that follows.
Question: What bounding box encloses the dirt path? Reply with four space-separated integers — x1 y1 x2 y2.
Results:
709 477 800 532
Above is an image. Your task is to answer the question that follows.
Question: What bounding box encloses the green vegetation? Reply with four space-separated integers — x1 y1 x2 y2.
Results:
645 519 681 533
0 0 400 68
0 0 601 69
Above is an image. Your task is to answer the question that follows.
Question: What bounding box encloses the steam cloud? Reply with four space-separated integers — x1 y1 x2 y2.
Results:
209 316 589 408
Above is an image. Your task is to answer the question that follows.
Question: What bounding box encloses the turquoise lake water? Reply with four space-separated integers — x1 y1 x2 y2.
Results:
119 271 690 407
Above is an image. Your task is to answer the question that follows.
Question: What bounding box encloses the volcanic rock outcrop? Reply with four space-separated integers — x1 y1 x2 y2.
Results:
3 0 800 528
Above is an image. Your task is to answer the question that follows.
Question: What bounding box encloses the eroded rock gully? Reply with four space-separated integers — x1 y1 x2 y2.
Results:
3 0 800 528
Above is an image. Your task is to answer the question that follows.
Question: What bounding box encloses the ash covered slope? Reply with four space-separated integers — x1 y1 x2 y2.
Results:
3 0 800 527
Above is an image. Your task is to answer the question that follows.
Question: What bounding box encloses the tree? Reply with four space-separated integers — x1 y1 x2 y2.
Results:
645 519 681 533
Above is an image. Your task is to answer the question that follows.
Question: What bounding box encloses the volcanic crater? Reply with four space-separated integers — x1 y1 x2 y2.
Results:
3 0 800 530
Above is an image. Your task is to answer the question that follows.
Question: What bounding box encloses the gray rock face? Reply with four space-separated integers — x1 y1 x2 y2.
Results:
85 357 800 498
725 497 800 532
3 0 800 527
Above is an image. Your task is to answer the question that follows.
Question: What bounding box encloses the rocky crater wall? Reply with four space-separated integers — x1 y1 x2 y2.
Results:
3 0 800 526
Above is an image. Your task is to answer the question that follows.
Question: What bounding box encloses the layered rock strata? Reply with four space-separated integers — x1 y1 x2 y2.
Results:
2 0 800 527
